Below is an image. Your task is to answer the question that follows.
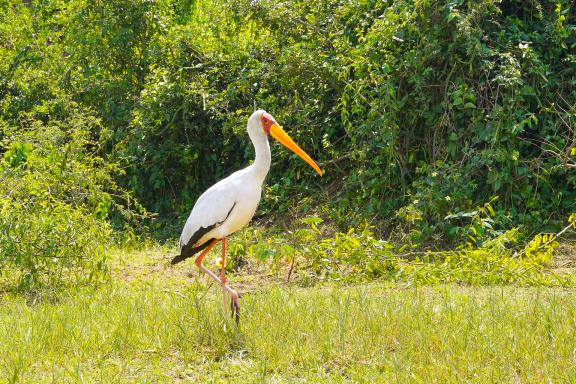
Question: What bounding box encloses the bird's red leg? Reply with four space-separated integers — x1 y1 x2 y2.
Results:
220 237 227 285
219 237 240 323
220 237 228 315
194 238 240 323
194 239 219 268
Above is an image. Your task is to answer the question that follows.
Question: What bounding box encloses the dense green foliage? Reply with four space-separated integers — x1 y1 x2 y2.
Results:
0 100 142 289
0 0 574 288
2 0 574 232
227 218 571 286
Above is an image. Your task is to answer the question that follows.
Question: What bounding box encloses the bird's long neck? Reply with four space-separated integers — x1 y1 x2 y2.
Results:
250 133 271 184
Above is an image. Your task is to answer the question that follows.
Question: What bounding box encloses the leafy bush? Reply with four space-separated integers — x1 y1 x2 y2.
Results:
1 0 574 247
0 101 141 290
227 218 401 282
291 218 400 281
228 217 572 286
0 200 108 289
406 229 567 286
115 0 575 244
339 0 576 240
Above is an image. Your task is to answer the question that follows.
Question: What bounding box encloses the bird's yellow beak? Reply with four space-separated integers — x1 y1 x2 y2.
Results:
269 123 323 176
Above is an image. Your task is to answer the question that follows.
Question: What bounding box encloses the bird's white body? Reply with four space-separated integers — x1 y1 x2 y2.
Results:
179 111 272 253
179 165 263 249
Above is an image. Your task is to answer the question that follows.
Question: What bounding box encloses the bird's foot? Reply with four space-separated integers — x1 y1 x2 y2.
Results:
230 292 240 325
219 273 227 286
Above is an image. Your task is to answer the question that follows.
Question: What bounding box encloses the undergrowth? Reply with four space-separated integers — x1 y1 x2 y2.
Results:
0 103 145 291
0 0 575 293
227 215 576 287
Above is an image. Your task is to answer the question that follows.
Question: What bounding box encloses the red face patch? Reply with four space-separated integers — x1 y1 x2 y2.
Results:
260 112 276 134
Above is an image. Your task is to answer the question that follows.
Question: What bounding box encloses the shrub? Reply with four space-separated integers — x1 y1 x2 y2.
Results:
1 0 574 247
0 199 109 290
228 217 571 287
0 101 141 290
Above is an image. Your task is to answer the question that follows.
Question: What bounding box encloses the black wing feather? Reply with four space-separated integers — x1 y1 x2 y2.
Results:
171 203 237 265
171 224 216 265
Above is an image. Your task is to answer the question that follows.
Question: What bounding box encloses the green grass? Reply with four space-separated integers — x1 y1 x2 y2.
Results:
1 248 576 383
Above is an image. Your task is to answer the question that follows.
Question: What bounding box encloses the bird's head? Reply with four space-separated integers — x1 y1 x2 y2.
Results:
248 110 323 176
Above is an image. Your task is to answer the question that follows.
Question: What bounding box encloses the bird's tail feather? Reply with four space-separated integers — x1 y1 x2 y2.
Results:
171 254 187 265
171 239 214 265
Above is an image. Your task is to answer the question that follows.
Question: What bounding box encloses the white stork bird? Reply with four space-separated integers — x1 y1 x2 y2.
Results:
171 110 322 322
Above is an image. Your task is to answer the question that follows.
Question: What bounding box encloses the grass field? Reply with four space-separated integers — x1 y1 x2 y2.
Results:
1 247 576 383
